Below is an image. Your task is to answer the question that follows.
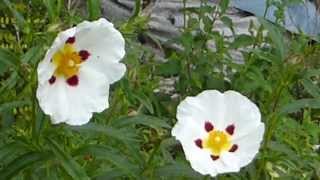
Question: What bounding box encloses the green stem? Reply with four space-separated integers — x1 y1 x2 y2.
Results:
255 70 292 178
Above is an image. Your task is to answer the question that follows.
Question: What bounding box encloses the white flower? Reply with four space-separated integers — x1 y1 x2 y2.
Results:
172 90 265 177
36 18 126 126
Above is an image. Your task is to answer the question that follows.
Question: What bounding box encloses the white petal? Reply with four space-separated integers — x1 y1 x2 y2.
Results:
82 57 126 84
219 152 241 173
37 65 109 126
223 90 262 139
232 124 265 167
37 28 76 85
176 90 226 130
74 18 126 83
63 66 110 125
36 77 69 124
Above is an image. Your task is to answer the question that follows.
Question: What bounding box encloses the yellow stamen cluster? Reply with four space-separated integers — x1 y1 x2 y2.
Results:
203 130 232 156
52 44 82 78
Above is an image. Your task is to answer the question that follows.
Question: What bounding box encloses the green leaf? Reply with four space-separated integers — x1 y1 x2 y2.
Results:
155 162 201 179
259 18 285 60
3 0 25 28
43 0 63 22
0 142 28 162
68 123 138 142
0 151 49 180
220 16 234 34
21 46 43 65
219 0 230 14
301 79 320 98
87 0 101 20
0 72 18 94
47 138 90 180
0 100 31 112
74 145 140 178
0 48 19 71
130 0 142 20
231 34 255 49
113 115 171 129
132 92 154 114
156 58 180 77
280 98 320 114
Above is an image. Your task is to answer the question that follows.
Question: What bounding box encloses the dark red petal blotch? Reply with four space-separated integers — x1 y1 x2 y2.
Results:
48 76 56 85
79 50 90 61
204 121 214 132
66 75 79 86
194 139 203 149
66 36 75 44
229 144 238 152
226 124 235 135
211 155 219 161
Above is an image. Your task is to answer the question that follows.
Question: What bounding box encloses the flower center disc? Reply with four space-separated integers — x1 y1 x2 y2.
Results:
52 44 82 78
203 130 232 156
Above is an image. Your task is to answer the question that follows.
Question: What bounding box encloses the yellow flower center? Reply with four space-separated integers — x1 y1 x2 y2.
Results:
52 44 82 78
203 130 232 156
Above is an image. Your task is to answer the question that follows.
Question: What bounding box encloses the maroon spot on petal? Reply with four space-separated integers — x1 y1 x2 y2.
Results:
205 121 214 132
79 50 90 61
48 76 56 85
226 124 235 135
66 75 79 86
194 139 203 149
229 144 238 152
211 155 219 161
66 36 75 44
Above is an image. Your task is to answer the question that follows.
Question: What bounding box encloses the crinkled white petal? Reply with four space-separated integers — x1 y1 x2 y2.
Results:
172 90 265 177
176 90 225 130
232 124 265 167
63 66 110 125
223 90 262 139
74 18 126 83
36 66 109 126
36 18 126 125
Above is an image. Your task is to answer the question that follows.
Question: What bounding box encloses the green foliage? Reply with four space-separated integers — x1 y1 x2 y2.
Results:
0 0 319 179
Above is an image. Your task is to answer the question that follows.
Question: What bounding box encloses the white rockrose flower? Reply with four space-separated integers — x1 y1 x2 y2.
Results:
37 18 126 126
172 90 265 177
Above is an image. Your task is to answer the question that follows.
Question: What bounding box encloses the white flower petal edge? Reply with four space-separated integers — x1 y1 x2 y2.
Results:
172 90 265 177
36 18 126 126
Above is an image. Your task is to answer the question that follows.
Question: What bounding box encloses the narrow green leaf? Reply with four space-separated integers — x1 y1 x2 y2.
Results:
0 48 19 70
21 46 43 65
259 18 285 60
0 142 27 162
220 16 234 34
43 0 59 22
155 162 201 178
74 145 140 178
47 138 90 180
113 115 171 129
219 0 230 14
0 152 49 180
3 0 25 28
68 123 138 142
301 79 320 98
0 72 18 94
231 34 255 49
132 92 154 114
130 0 142 20
87 0 101 20
0 100 31 112
280 98 320 114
